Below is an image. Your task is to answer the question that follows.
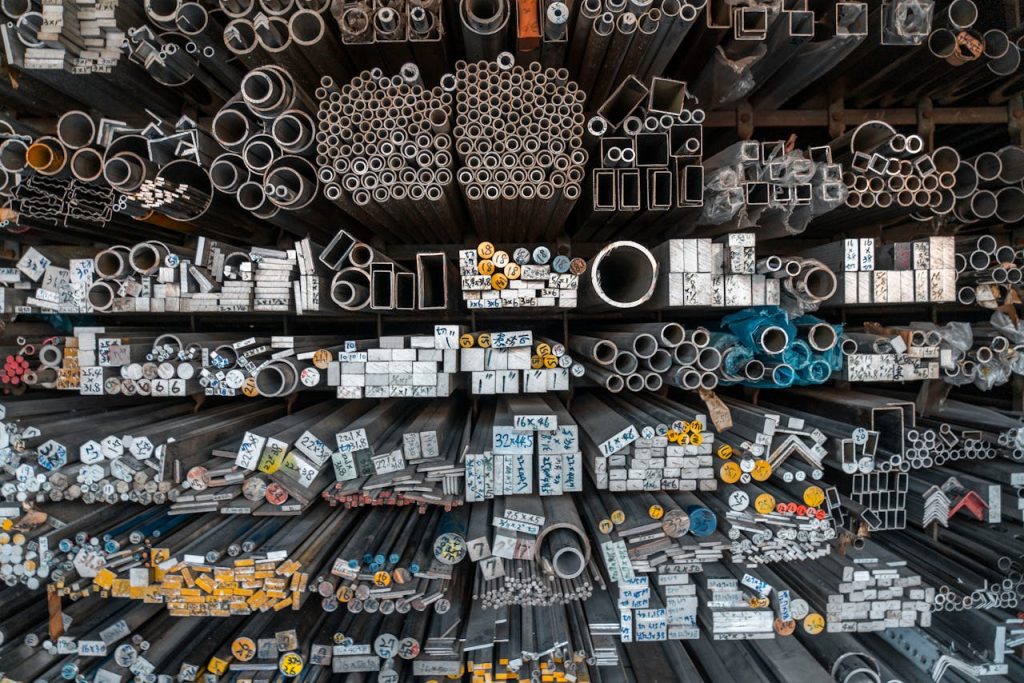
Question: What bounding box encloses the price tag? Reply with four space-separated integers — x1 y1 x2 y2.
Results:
236 432 266 471
279 653 303 677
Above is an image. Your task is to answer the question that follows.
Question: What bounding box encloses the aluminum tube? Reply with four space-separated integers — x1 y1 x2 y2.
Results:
69 147 105 182
995 187 1024 223
330 268 371 310
460 0 510 61
582 241 657 308
56 111 95 149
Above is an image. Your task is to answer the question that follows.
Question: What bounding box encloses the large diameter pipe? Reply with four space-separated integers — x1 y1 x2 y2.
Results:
582 241 658 308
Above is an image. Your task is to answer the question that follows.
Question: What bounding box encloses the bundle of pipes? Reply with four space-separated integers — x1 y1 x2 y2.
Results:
568 0 703 107
1 237 331 315
1 0 124 72
0 111 284 244
464 396 583 500
648 233 839 313
572 308 839 393
573 74 705 238
459 241 586 308
848 0 1022 108
314 64 467 241
465 494 595 607
320 230 453 311
840 320 1024 390
808 235 957 306
123 2 244 107
956 232 1024 307
334 0 446 83
453 53 588 241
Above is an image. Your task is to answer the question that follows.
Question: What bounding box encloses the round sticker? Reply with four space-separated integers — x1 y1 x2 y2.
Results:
504 263 521 280
689 432 703 446
803 613 825 635
265 483 289 506
312 349 332 369
477 260 495 276
749 597 769 609
243 478 267 502
774 618 796 636
114 644 137 667
728 491 750 511
232 638 256 662
754 494 776 515
720 461 741 484
459 334 476 348
513 248 531 264
789 598 810 620
374 571 391 587
687 506 717 537
242 377 259 397
300 367 320 387
476 333 491 348
490 273 508 290
477 242 495 258
648 504 664 520
598 519 614 534
374 633 398 658
530 356 543 369
666 429 681 444
432 532 466 565
279 653 303 677
399 637 421 659
661 509 690 538
543 355 558 369
186 467 208 491
610 510 625 525
492 251 509 268
532 246 550 264
803 485 825 508
717 444 734 459
751 460 772 481
852 427 868 445
569 257 586 274
739 458 755 473
551 255 571 273
535 343 551 357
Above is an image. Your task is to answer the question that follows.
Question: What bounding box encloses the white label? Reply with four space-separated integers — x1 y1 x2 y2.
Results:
598 424 639 456
513 414 557 431
236 432 266 471
294 431 332 467
336 428 369 454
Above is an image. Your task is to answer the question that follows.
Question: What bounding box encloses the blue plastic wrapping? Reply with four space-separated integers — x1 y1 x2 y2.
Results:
714 307 843 388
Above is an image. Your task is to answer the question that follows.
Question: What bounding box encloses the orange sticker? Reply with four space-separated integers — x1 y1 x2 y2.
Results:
478 260 495 276
803 613 825 635
754 494 776 514
803 485 825 508
720 461 741 484
751 460 772 481
648 505 664 520
477 242 495 258
717 444 734 459
459 334 476 348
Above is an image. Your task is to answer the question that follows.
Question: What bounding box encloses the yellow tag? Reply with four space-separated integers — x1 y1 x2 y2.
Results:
689 420 704 432
232 638 256 661
688 432 701 445
490 273 508 290
374 571 391 587
648 505 664 520
312 349 332 369
751 460 772 481
477 333 492 348
242 377 258 397
535 343 551 357
717 444 734 459
208 657 229 676
803 613 825 635
531 356 543 369
336 585 353 603
720 461 741 484
477 260 495 276
543 355 558 369
598 519 613 534
610 510 625 525
477 242 495 258
94 568 116 590
749 597 769 609
803 486 825 507
504 263 521 280
754 494 776 515
257 442 286 474
279 652 303 677
459 334 476 348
